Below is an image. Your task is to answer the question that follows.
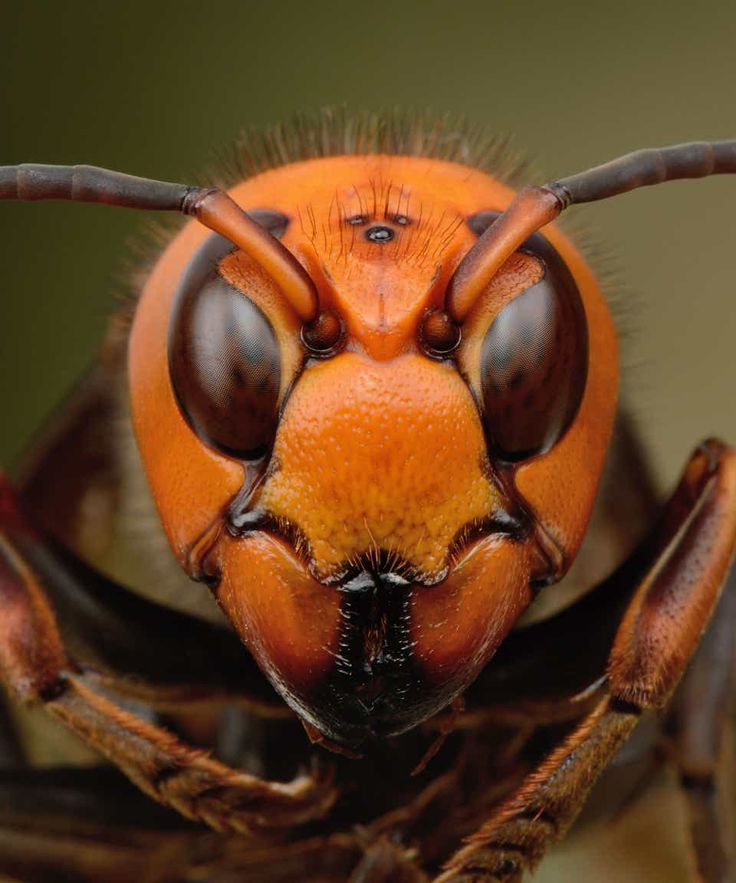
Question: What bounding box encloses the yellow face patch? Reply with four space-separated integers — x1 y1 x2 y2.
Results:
258 351 501 582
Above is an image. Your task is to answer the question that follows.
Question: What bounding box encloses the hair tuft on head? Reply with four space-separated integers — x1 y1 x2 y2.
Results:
212 106 535 189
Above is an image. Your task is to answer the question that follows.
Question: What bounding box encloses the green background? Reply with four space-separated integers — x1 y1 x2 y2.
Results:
2 0 736 489
1 3 734 879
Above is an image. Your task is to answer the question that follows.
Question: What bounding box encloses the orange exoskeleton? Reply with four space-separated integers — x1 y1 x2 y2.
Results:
0 112 735 882
130 150 615 746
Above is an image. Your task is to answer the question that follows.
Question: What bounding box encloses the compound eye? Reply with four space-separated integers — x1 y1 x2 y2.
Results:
480 232 588 461
168 235 281 461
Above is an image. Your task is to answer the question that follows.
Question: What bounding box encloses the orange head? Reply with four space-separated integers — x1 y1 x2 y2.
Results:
128 144 618 745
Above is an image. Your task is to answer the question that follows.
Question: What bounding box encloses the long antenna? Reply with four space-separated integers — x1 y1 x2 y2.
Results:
0 163 318 321
447 139 736 321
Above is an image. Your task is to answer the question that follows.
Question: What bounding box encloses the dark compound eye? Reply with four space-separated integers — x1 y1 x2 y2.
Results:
168 234 281 461
478 226 589 462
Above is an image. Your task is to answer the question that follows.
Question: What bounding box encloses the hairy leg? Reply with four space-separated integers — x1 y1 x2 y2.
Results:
667 566 736 883
0 475 335 833
436 439 736 882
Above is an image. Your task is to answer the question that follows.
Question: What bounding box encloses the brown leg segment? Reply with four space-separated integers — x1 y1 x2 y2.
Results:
0 763 440 882
0 765 366 883
0 475 335 833
667 565 736 883
43 674 334 833
436 439 736 882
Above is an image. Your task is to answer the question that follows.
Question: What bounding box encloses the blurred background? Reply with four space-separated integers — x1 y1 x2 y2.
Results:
1 2 735 880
